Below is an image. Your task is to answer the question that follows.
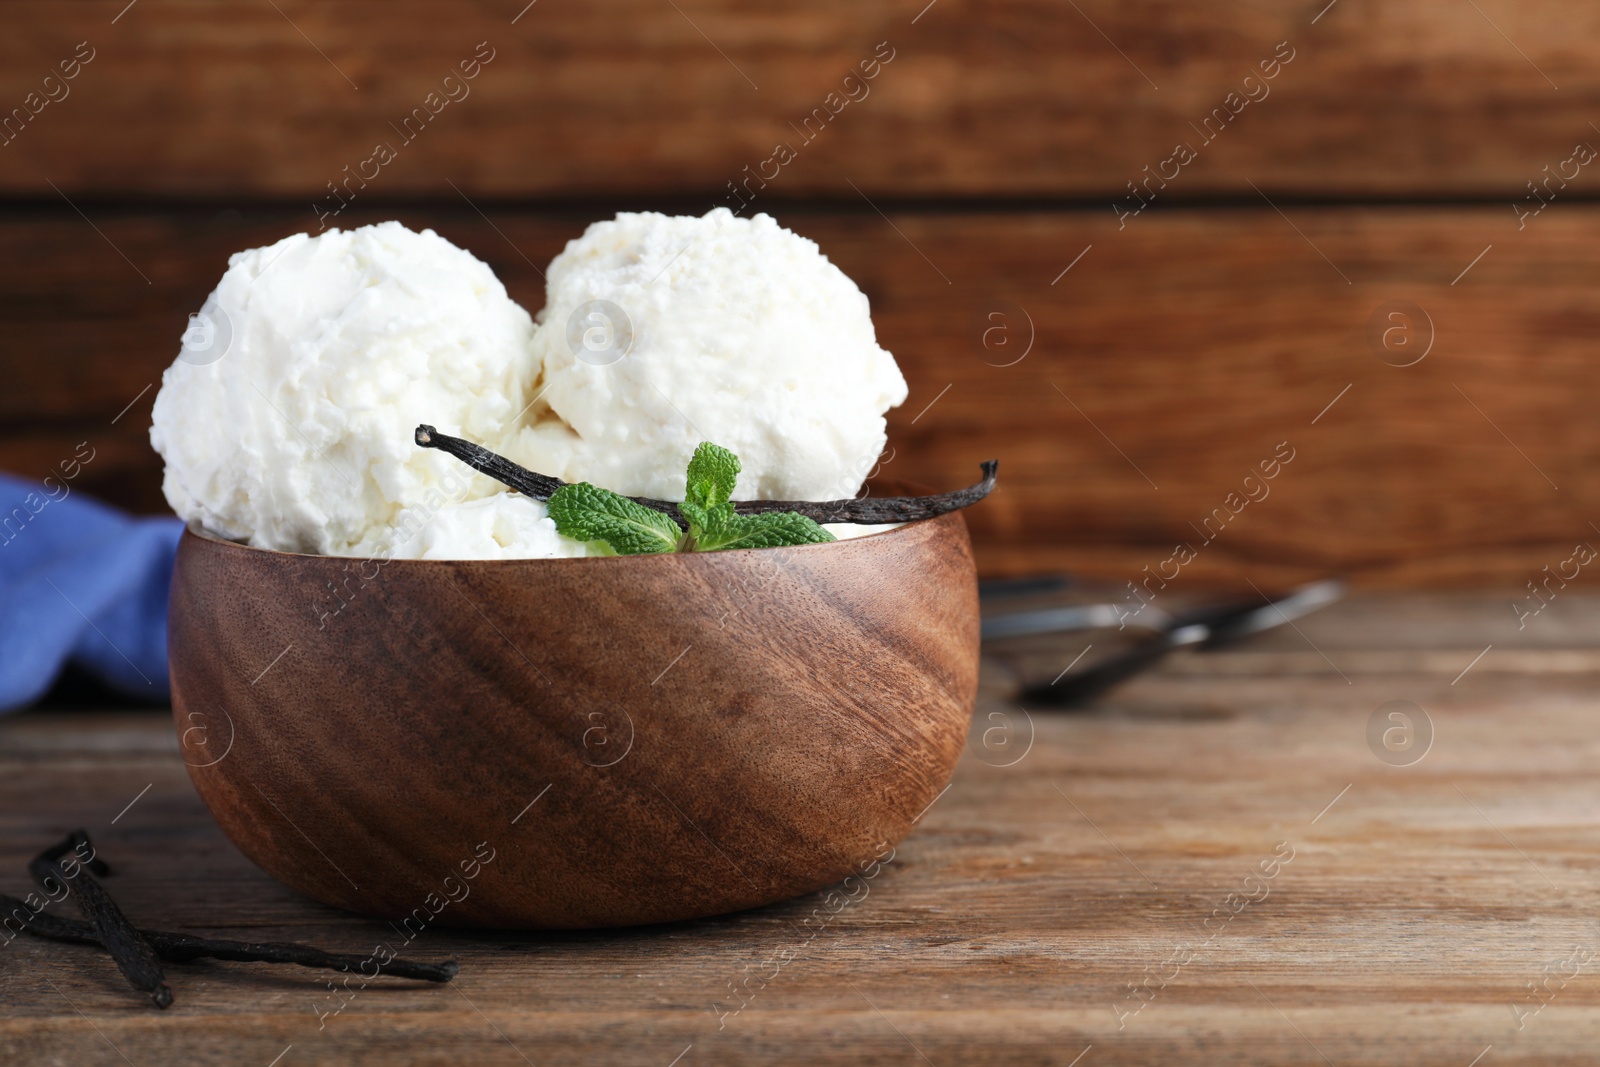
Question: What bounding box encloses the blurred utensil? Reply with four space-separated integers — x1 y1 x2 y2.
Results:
982 601 1172 639
977 574 1075 603
1013 579 1345 707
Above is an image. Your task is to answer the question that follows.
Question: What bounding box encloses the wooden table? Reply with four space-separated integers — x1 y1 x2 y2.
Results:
3 591 1598 1065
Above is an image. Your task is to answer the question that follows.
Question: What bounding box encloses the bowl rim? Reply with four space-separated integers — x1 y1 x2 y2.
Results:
180 510 948 566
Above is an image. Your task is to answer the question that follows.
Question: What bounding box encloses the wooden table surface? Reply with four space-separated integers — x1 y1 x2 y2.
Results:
4 591 1599 1065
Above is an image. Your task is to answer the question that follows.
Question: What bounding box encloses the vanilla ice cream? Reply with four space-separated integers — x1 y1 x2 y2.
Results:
369 494 602 561
152 213 906 559
517 209 907 502
150 222 540 556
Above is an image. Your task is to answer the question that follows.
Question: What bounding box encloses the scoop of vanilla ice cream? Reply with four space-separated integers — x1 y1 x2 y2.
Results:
150 222 543 555
517 209 907 502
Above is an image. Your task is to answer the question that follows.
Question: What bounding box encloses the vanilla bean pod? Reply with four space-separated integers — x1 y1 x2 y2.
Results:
136 932 459 982
2 891 104 944
1 893 457 983
30 831 173 1009
415 424 568 500
724 462 1000 524
415 424 998 525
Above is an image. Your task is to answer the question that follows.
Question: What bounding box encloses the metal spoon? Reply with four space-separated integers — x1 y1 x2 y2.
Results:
1011 579 1345 707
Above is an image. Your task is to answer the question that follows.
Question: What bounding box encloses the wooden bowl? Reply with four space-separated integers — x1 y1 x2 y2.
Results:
168 511 979 928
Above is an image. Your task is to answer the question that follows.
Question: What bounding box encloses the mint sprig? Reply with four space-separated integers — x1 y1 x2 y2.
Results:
547 442 837 555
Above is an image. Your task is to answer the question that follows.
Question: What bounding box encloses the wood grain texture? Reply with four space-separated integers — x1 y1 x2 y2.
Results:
166 515 979 928
5 593 1600 1064
1 1 1598 198
4 204 1598 587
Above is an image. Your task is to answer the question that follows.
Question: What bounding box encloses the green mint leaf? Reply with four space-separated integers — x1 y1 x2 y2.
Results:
548 482 681 555
694 512 837 551
681 441 741 547
684 442 739 514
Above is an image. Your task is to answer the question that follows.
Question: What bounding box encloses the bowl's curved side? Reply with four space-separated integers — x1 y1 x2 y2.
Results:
170 514 979 929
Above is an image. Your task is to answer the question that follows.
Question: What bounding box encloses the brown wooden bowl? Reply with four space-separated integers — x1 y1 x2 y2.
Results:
168 511 979 929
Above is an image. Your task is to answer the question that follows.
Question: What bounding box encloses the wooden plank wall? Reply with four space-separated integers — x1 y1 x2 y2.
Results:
3 0 1599 586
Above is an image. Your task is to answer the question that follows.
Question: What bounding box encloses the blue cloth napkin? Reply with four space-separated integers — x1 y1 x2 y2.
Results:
0 473 183 712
